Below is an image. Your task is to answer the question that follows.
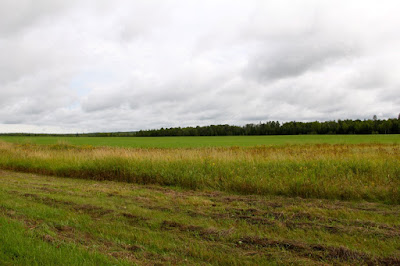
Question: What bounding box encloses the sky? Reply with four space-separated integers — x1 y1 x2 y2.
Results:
0 0 399 133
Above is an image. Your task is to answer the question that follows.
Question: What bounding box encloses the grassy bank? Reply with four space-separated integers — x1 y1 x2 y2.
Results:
0 141 399 203
1 134 399 148
1 170 399 265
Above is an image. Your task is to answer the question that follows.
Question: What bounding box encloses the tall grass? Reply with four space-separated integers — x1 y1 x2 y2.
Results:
0 141 399 203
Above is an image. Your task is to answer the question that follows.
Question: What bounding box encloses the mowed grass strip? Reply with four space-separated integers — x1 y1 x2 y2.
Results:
0 141 399 203
0 170 399 265
0 134 400 148
0 216 129 266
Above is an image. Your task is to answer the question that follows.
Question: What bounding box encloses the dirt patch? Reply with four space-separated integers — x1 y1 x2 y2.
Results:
303 201 400 217
220 195 262 205
121 213 149 225
186 207 324 227
161 220 234 240
161 220 203 232
54 225 75 233
349 220 400 231
122 213 141 219
214 207 320 226
142 205 173 212
37 186 62 193
18 192 115 218
72 204 114 217
285 221 400 239
238 216 277 226
42 234 55 243
258 210 315 221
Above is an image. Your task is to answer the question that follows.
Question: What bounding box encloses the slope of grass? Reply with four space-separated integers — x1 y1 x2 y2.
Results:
0 170 399 265
0 141 399 203
0 134 399 148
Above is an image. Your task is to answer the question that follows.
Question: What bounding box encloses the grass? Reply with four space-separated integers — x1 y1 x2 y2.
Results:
0 134 399 148
0 141 399 204
0 136 399 264
0 215 123 265
0 170 399 265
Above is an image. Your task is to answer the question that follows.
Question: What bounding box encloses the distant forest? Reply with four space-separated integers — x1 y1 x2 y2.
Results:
135 117 400 136
2 116 400 137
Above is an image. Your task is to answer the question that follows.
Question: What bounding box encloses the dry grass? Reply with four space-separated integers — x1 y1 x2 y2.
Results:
0 141 399 203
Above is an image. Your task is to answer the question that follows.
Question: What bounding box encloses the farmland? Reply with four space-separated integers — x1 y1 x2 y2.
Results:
0 136 399 264
1 134 400 148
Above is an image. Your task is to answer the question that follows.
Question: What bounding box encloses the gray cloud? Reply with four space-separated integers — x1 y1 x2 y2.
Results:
245 39 356 82
0 0 75 36
0 0 400 133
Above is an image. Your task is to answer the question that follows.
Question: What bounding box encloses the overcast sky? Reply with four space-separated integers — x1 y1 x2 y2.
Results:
0 0 399 133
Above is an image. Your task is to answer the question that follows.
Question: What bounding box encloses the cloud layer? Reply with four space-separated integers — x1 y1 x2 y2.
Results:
1 0 399 133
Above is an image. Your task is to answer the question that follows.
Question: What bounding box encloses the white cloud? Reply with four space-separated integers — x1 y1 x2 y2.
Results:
0 0 400 133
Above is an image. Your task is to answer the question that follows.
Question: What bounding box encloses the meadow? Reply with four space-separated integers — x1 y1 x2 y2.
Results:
0 136 399 264
1 134 400 148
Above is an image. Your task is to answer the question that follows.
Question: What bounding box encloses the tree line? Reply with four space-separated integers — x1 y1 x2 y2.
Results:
135 117 400 136
1 116 400 137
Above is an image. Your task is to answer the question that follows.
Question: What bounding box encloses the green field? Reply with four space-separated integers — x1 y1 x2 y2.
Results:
0 134 399 148
0 136 399 264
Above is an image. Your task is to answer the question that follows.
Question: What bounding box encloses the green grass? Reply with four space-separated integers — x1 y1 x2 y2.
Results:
0 134 399 148
0 211 126 265
0 170 399 265
1 136 399 264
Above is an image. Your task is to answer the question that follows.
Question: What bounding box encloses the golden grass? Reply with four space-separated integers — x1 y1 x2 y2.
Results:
0 141 399 203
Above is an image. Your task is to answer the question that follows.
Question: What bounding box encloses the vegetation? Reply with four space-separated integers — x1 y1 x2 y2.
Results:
0 134 399 148
0 141 399 204
136 118 400 136
0 170 399 265
1 135 399 264
1 117 400 137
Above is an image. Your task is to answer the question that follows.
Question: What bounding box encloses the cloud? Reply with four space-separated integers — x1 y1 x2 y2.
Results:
244 38 356 82
0 0 400 133
0 0 75 36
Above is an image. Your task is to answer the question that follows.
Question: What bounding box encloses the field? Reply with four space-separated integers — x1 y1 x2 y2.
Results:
0 135 399 264
1 134 400 148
